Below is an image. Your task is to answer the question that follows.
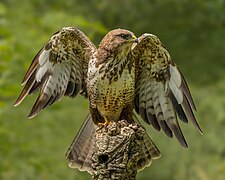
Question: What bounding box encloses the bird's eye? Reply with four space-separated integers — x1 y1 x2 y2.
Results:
117 34 131 40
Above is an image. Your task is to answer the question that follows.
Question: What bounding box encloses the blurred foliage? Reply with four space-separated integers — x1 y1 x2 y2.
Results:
0 0 225 179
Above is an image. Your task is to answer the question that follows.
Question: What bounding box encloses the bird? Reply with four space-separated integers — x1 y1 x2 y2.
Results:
14 27 202 172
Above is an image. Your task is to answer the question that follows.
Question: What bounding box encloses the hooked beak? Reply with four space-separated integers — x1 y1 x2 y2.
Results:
132 35 139 43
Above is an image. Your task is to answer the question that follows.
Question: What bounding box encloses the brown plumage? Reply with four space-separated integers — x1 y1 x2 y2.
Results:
14 27 202 172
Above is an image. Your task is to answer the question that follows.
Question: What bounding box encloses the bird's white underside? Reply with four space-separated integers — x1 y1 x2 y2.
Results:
88 57 135 121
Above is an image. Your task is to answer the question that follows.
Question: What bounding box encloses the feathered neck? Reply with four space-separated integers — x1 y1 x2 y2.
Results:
95 45 131 68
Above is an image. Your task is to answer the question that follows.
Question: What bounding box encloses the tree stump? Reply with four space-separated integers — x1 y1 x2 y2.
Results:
91 120 146 180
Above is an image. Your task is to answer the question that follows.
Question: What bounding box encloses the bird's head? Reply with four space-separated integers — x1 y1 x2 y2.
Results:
99 29 138 55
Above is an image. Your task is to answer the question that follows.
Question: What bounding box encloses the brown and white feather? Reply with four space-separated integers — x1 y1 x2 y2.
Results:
132 33 202 147
14 27 96 118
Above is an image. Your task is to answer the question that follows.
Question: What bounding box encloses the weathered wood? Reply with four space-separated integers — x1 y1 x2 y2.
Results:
91 120 146 180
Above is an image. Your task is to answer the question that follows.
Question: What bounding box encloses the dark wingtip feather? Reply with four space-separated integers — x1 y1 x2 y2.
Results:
70 83 81 98
29 70 51 95
43 95 56 109
14 73 36 107
169 123 188 148
182 95 203 135
134 95 140 114
169 93 188 123
14 93 25 107
179 70 197 111
159 120 173 138
28 93 49 119
65 81 75 96
14 95 24 107
139 106 149 125
147 112 161 131
21 51 41 86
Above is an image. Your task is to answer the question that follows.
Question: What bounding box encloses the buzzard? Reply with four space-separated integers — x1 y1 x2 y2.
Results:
14 27 202 172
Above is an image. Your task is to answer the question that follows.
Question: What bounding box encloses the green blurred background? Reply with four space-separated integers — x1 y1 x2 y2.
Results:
0 0 225 179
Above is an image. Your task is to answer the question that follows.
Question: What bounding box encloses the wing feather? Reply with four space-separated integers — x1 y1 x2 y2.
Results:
21 48 43 86
145 81 161 130
14 27 96 118
180 70 197 111
132 33 202 147
169 93 188 123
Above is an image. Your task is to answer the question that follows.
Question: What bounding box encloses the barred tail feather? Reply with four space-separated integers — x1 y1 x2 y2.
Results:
66 114 95 173
133 113 161 171
137 133 161 171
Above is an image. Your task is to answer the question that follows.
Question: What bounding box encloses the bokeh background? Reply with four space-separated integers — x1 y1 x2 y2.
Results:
1 0 225 179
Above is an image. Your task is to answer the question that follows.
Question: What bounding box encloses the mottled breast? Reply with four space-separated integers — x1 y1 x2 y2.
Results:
87 56 135 121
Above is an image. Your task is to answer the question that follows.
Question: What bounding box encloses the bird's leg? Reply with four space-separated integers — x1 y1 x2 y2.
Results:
98 116 112 126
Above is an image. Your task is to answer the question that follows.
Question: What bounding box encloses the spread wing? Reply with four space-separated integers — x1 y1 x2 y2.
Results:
132 33 202 147
14 27 96 118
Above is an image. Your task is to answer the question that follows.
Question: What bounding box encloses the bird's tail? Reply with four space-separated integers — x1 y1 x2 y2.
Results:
65 114 95 173
132 113 161 171
65 113 161 173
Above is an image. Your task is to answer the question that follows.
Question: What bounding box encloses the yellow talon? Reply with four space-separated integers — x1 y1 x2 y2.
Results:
99 121 109 126
98 117 112 126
